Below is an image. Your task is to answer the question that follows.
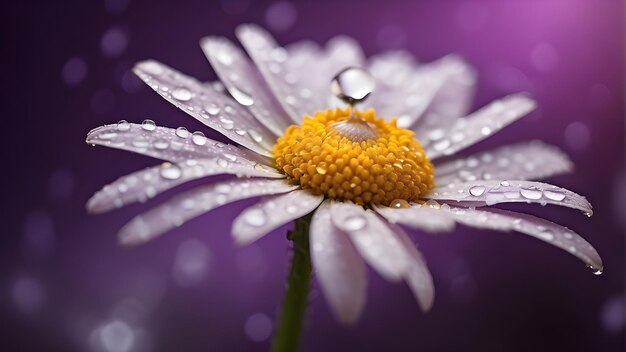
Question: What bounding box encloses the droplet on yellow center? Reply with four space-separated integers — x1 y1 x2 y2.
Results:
273 107 435 206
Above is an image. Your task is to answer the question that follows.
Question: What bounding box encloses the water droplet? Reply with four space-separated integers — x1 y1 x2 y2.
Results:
205 102 221 115
588 265 603 275
315 166 327 175
160 163 182 180
141 119 156 131
331 67 376 106
248 129 264 143
537 230 555 241
175 127 190 138
544 190 565 201
389 199 410 209
480 126 492 135
216 49 233 65
422 199 441 209
219 116 234 130
427 128 445 141
217 159 228 168
286 205 297 214
229 86 254 106
132 139 149 148
215 184 231 193
520 188 543 200
152 138 169 150
191 131 207 146
469 185 486 196
172 87 192 101
343 214 366 231
99 132 118 140
433 139 451 152
245 209 266 227
500 181 510 186
142 61 164 75
117 120 131 131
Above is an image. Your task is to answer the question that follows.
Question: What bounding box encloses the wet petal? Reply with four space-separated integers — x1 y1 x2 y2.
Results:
87 158 283 214
426 180 593 215
389 223 435 311
236 24 318 122
118 178 297 246
435 140 573 185
86 123 262 163
133 60 275 156
200 36 291 136
310 200 367 324
330 201 412 281
425 93 537 159
373 204 455 233
441 205 603 273
232 190 323 246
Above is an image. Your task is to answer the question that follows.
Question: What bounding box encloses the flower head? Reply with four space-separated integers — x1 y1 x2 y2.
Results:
86 24 602 324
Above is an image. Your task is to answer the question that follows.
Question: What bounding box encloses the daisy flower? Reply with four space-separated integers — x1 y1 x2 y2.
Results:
86 24 602 350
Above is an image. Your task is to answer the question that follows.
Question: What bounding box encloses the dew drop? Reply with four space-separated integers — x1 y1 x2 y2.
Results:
172 87 192 101
544 190 566 201
229 86 254 106
520 188 543 200
248 129 264 143
315 166 327 175
132 139 149 148
219 116 234 130
343 215 366 231
433 139 451 152
142 61 164 75
160 162 182 180
331 67 376 105
175 127 190 138
469 185 486 196
286 205 298 214
217 159 229 168
537 230 555 241
245 209 267 227
191 131 207 146
152 138 169 150
141 119 156 131
389 199 410 209
117 120 131 131
205 103 221 115
588 265 603 275
422 199 441 209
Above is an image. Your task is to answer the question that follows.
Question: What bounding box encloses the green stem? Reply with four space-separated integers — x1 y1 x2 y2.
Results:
271 213 313 352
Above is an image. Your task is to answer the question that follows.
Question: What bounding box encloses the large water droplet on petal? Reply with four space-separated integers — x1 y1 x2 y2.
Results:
544 190 565 201
191 131 207 146
229 86 254 106
331 67 376 105
172 87 192 101
117 120 131 131
343 214 366 231
469 185 486 196
141 119 156 131
520 188 543 200
389 199 410 209
244 209 267 227
160 162 182 180
175 127 190 138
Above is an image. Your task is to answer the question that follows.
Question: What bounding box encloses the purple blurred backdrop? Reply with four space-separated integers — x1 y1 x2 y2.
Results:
2 0 624 351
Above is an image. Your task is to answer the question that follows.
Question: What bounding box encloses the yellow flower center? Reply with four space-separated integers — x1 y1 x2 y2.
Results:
273 107 435 206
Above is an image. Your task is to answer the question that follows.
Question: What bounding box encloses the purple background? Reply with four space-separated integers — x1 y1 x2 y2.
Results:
2 0 624 351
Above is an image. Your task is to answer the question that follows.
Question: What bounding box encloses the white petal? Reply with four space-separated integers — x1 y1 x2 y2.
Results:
441 205 603 273
232 190 323 246
434 140 573 185
409 55 476 132
424 181 593 216
87 158 283 214
310 200 367 324
133 60 275 156
236 24 316 122
424 93 537 159
373 204 455 233
389 223 435 311
86 123 263 163
426 180 593 215
200 36 291 136
118 178 297 246
330 201 412 281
